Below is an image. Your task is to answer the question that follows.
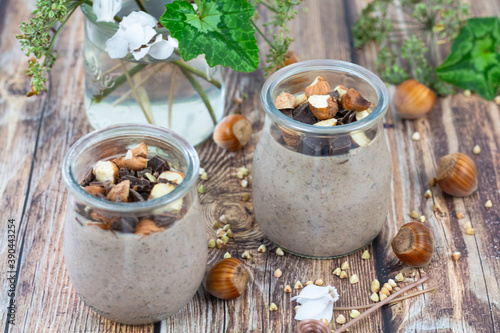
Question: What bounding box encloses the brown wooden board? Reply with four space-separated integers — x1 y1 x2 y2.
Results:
0 0 499 332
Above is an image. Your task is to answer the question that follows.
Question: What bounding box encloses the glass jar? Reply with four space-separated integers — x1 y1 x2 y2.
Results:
81 2 225 146
253 60 392 258
61 124 207 324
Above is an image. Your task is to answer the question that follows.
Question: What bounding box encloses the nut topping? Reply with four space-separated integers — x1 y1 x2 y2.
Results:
304 76 331 98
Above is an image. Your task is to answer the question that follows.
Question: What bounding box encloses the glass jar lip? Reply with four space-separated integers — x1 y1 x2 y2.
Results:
62 124 200 214
261 59 389 134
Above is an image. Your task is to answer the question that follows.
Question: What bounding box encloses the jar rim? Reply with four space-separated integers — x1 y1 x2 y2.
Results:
261 59 389 135
61 124 200 214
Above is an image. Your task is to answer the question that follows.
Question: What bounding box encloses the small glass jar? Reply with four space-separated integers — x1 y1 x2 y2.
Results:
253 60 392 258
62 124 207 324
81 1 225 146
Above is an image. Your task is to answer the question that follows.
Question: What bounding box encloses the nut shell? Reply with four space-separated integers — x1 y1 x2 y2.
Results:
206 258 250 300
340 88 371 111
436 152 478 197
391 222 434 267
308 95 338 120
305 76 331 98
393 80 436 119
213 114 252 150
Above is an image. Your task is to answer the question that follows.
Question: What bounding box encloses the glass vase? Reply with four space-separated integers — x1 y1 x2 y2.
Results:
81 2 225 146
253 59 392 258
61 124 207 324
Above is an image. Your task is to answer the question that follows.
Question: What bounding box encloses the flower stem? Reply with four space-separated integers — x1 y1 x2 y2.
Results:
43 3 80 67
251 20 276 51
177 66 217 125
168 67 179 128
134 0 147 13
172 60 221 89
119 60 154 124
93 63 148 103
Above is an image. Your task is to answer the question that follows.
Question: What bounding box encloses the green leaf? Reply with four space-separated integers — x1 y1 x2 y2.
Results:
160 0 259 73
436 17 500 100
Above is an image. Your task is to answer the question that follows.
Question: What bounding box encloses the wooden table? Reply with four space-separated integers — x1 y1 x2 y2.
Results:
2 0 500 332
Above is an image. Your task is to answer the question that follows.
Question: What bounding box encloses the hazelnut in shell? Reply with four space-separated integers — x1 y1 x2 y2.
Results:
206 258 250 300
391 222 434 267
393 79 436 119
436 152 478 197
213 114 252 150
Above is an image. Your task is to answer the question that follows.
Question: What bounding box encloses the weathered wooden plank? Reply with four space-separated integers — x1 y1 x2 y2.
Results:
0 0 50 330
346 0 500 332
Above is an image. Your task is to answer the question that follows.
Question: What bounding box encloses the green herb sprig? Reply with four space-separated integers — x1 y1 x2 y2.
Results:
352 0 469 96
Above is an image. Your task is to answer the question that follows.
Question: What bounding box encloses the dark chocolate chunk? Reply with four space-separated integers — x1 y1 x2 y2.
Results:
329 90 340 100
155 213 181 228
147 156 170 174
292 103 318 125
297 137 330 156
111 216 139 233
80 168 95 187
121 175 152 192
280 108 293 118
129 188 145 202
137 168 153 179
329 136 352 155
119 167 130 178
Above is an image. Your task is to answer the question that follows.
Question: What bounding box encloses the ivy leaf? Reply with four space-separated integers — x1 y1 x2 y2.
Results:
436 17 500 100
160 0 259 72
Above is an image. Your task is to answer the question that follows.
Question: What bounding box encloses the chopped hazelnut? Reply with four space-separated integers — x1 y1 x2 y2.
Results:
350 310 361 318
274 92 296 110
361 250 370 259
371 279 380 293
336 314 346 324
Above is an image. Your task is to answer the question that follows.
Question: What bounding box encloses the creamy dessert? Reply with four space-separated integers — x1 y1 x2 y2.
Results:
254 73 392 258
63 142 207 324
253 126 391 257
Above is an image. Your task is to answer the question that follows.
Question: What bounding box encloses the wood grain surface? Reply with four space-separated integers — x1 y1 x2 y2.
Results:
1 0 499 332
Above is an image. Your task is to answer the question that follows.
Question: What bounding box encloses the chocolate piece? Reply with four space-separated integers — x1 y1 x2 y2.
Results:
80 168 95 187
329 90 340 100
129 188 145 202
119 167 131 178
297 137 330 156
111 216 138 233
292 103 318 125
155 213 181 228
121 175 152 192
280 108 293 118
137 168 153 179
147 156 170 174
329 136 352 155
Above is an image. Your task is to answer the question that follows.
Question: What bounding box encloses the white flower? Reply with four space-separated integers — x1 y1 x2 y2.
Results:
93 0 122 23
291 284 339 322
105 11 179 61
